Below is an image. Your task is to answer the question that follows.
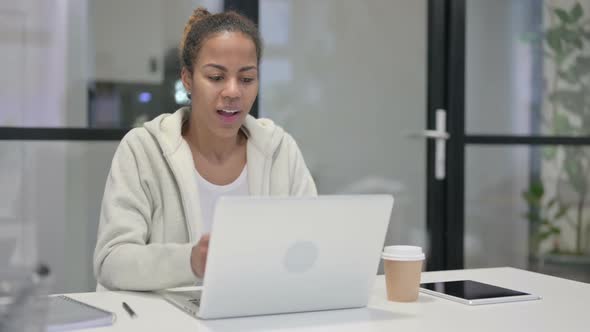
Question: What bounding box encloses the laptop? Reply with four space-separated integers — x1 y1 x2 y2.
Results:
161 195 394 320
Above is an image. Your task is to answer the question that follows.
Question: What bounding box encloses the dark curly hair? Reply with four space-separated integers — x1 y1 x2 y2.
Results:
179 7 263 73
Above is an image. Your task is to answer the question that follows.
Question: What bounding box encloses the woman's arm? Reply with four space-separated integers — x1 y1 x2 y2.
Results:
93 132 196 291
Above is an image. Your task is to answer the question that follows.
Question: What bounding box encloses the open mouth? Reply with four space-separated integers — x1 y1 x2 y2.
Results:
216 109 241 123
217 109 240 117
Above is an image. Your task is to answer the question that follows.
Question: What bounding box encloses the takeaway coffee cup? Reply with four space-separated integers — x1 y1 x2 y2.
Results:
382 245 425 302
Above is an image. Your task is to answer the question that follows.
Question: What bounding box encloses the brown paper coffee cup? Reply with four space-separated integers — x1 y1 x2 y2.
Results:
382 246 425 302
383 259 423 302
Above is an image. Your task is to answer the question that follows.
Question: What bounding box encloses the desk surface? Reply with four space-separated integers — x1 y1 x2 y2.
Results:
65 267 589 332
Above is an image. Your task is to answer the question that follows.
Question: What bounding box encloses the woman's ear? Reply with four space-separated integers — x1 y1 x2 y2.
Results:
181 67 192 92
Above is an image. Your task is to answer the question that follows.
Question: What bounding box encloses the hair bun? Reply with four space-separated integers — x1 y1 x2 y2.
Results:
189 7 211 24
181 7 211 54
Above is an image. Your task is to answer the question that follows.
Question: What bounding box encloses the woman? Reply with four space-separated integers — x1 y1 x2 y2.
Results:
93 8 317 291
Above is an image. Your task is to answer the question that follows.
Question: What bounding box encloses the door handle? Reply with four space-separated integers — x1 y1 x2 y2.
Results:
421 130 449 140
408 109 449 180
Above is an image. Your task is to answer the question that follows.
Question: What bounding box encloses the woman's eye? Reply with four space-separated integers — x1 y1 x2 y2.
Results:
209 76 223 81
241 77 255 83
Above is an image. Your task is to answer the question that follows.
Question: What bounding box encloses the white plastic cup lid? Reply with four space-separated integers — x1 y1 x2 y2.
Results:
382 245 425 261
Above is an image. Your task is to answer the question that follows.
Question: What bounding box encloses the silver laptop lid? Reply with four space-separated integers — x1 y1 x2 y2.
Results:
198 195 393 319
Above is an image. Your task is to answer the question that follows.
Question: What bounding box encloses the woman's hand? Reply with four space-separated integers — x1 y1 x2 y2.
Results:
190 234 210 278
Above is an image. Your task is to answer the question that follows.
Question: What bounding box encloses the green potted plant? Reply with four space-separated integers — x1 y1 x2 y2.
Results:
523 1 590 281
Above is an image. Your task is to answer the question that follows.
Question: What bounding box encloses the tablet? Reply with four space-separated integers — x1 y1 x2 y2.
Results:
420 280 541 305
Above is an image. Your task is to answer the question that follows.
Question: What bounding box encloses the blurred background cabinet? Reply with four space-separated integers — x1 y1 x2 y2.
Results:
90 0 164 84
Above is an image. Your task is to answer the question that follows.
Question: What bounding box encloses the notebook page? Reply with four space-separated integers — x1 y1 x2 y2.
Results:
46 295 115 332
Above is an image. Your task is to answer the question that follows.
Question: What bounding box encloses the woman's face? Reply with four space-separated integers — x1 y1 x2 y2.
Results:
182 31 259 139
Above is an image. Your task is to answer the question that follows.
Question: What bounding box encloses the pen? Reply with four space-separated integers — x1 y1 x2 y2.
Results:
122 301 137 318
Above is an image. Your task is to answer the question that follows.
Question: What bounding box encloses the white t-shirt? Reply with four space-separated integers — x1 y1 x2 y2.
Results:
194 166 249 234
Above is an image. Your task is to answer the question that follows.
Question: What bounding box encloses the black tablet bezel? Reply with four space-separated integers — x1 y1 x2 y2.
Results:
419 280 541 305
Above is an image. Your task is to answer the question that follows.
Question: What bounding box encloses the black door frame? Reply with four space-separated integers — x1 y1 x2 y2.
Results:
426 0 464 271
426 0 450 271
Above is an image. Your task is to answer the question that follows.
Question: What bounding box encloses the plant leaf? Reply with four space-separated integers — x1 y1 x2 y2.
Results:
554 204 569 220
531 181 544 198
558 28 584 50
538 230 554 241
571 2 583 22
555 8 572 23
546 28 563 54
522 192 541 207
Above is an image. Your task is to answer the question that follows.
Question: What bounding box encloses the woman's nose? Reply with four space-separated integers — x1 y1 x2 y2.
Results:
221 78 241 99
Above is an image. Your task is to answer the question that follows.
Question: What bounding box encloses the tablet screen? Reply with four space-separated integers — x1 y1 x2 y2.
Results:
420 280 530 300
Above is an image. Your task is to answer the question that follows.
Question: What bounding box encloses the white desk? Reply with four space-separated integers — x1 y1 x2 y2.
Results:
66 267 589 332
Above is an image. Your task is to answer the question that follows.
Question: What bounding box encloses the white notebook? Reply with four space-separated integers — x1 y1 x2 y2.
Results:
47 295 116 332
